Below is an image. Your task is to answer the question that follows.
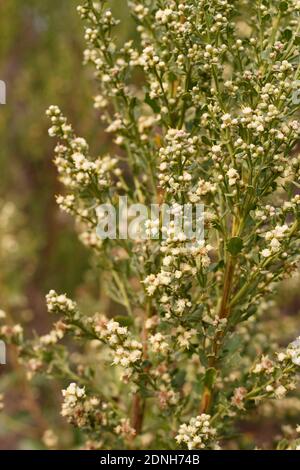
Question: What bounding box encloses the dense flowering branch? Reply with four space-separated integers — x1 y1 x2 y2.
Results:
1 0 300 450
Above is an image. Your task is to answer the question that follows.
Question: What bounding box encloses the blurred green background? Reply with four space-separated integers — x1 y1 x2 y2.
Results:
0 0 101 449
0 0 132 449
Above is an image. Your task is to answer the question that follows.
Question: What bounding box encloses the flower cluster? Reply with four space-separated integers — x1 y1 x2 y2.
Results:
0 324 23 344
93 316 143 381
114 418 136 441
279 337 300 367
261 225 289 258
175 414 219 450
143 238 212 320
61 383 110 431
47 105 118 192
158 129 198 196
46 290 76 315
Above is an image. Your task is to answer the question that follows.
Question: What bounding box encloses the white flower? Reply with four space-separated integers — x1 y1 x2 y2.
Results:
286 337 300 366
46 290 76 314
261 248 271 258
277 352 286 362
221 113 233 127
149 333 169 354
274 385 287 399
155 8 174 24
226 168 239 186
211 145 222 154
105 118 123 133
42 429 58 448
175 414 218 450
61 383 86 418
242 107 253 115
176 327 197 349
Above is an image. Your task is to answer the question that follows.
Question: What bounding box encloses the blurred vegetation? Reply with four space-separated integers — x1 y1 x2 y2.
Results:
0 0 135 449
0 0 100 449
0 0 95 301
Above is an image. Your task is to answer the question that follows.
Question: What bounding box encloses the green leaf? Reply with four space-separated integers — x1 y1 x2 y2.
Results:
262 13 271 22
283 29 292 41
172 370 186 389
129 97 138 112
198 350 208 367
145 93 160 113
294 36 300 46
168 71 177 82
203 368 217 389
223 334 243 355
241 304 257 321
208 259 225 272
201 135 211 145
114 315 134 327
279 1 288 11
142 359 152 369
186 305 204 323
227 237 244 256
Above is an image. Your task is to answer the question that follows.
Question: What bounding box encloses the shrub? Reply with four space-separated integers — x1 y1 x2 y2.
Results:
2 0 300 450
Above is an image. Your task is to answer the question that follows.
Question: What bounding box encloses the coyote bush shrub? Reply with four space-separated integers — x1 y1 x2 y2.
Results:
2 0 300 450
